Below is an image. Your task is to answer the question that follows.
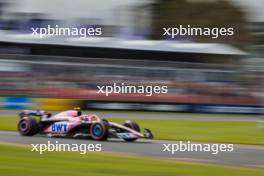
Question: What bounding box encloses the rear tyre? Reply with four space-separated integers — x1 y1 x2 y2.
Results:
90 122 108 141
17 118 39 136
123 121 140 142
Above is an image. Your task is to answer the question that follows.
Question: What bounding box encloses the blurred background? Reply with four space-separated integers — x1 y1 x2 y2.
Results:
0 0 263 114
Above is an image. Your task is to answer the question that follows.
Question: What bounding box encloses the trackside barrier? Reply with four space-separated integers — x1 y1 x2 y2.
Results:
34 98 81 111
0 97 81 110
82 101 264 114
0 96 263 114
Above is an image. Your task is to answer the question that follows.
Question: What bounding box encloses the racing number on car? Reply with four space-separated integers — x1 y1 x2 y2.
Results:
52 123 68 133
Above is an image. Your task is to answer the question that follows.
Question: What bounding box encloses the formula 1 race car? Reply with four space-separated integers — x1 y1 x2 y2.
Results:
17 108 154 142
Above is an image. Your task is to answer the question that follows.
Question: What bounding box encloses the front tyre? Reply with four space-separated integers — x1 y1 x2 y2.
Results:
90 122 108 141
17 118 39 136
123 121 140 142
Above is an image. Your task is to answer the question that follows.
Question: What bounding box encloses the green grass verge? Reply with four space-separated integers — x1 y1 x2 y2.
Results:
0 144 263 176
1 117 264 145
0 117 18 131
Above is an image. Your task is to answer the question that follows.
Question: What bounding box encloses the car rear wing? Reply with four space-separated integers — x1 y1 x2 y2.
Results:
19 110 51 119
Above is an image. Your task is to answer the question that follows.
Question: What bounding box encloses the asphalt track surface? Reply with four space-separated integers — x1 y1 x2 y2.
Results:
0 131 263 168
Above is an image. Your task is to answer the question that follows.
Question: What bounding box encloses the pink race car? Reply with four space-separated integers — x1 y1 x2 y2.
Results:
17 109 153 142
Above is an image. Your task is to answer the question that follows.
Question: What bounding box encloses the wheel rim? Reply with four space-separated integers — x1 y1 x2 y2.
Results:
20 121 28 132
93 124 103 137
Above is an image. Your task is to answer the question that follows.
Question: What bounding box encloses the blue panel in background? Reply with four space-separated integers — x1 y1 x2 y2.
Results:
1 97 31 109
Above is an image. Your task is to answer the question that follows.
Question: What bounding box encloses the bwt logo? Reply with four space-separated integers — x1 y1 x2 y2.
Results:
52 123 68 133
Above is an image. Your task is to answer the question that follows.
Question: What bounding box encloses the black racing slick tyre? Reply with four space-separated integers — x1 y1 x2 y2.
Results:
123 121 140 142
90 121 108 141
18 118 39 136
123 121 140 132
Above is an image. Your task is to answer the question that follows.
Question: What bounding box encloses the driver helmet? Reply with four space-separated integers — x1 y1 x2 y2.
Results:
73 107 82 116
